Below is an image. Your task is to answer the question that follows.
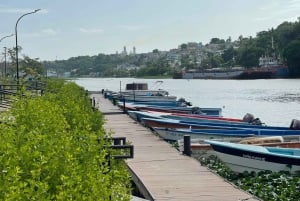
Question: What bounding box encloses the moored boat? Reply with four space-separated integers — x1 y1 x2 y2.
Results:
174 55 289 79
180 136 300 157
133 105 222 117
153 126 300 141
126 109 224 123
141 117 299 131
180 67 245 79
205 140 300 174
109 81 179 106
120 82 169 96
152 127 256 141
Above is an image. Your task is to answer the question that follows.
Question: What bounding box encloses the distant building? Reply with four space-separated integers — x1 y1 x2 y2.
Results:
122 46 127 56
117 63 139 71
46 69 58 78
63 72 71 78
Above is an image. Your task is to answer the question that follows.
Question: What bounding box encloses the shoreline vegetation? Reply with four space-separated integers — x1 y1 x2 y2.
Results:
42 18 300 79
0 79 132 200
198 154 300 201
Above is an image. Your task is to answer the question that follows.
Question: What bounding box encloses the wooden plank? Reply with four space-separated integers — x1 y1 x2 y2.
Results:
92 94 260 201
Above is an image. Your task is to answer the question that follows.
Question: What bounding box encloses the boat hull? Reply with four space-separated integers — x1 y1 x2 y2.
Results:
182 70 244 79
206 140 300 174
177 66 289 80
153 127 255 141
141 117 220 129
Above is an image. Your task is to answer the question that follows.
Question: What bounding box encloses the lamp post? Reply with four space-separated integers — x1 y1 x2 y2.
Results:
4 47 7 76
0 34 14 43
15 9 40 84
0 34 14 77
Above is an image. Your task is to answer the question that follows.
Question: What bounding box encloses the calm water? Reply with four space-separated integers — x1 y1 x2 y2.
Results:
74 78 300 127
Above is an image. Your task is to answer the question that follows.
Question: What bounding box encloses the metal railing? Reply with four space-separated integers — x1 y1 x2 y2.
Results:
0 81 46 108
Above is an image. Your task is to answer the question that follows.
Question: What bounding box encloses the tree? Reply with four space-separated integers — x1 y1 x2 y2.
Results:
275 22 295 53
6 47 18 76
210 38 225 44
222 47 235 66
236 45 262 68
180 44 187 49
283 39 300 77
152 49 159 53
21 56 45 78
5 46 44 79
210 55 224 68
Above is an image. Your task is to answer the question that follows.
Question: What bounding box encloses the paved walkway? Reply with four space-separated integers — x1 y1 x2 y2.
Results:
93 93 260 201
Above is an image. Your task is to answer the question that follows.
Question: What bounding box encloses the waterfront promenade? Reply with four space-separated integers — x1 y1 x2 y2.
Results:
93 93 260 201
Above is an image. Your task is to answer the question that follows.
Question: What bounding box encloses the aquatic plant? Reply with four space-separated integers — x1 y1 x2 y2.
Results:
200 155 300 201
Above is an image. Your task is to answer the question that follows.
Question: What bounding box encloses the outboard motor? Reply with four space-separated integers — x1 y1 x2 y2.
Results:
242 113 263 125
250 118 262 125
186 101 192 106
242 113 255 123
191 107 205 115
178 97 186 103
177 98 192 107
290 119 300 130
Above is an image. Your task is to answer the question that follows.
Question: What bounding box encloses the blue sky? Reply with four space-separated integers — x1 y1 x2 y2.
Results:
1 0 300 61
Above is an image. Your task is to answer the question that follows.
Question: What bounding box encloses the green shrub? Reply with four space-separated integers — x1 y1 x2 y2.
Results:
200 155 300 201
0 79 131 200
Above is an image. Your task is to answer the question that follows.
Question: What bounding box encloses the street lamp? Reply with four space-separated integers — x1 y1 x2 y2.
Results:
0 34 14 43
4 47 7 77
0 34 14 77
15 9 41 84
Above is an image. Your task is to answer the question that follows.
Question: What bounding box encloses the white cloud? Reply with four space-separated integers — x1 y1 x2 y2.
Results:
118 25 144 31
254 16 273 22
255 0 300 23
0 7 47 14
79 28 103 34
279 15 299 23
42 28 58 35
20 29 58 38
258 2 279 11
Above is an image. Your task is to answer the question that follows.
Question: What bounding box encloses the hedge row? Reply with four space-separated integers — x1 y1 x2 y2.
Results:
0 79 131 200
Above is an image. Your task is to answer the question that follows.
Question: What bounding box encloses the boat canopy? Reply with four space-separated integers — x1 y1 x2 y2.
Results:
126 83 148 90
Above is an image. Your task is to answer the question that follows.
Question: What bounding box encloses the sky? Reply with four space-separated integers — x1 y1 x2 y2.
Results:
1 0 300 61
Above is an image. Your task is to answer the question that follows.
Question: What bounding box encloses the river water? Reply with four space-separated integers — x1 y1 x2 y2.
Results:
74 78 300 127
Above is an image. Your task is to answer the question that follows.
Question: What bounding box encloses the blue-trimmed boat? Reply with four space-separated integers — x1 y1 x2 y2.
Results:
153 126 300 141
120 102 222 116
141 117 299 131
205 140 300 174
152 127 256 141
127 110 228 123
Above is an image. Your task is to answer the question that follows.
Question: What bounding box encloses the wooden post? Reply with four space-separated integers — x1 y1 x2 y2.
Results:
93 97 96 108
183 135 191 156
123 98 126 113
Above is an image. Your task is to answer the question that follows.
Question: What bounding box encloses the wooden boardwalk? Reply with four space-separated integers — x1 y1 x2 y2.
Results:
92 93 260 201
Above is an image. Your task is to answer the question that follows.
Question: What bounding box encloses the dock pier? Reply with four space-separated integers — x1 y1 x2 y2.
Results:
92 93 259 201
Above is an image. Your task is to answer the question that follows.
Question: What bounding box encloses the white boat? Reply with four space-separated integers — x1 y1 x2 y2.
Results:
120 82 169 96
205 140 300 174
116 82 178 103
120 94 177 102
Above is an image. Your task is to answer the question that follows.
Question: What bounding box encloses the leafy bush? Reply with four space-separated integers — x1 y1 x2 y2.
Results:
0 79 131 200
200 155 300 201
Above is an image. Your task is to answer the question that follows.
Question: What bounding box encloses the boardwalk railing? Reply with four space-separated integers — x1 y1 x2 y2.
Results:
0 81 46 109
